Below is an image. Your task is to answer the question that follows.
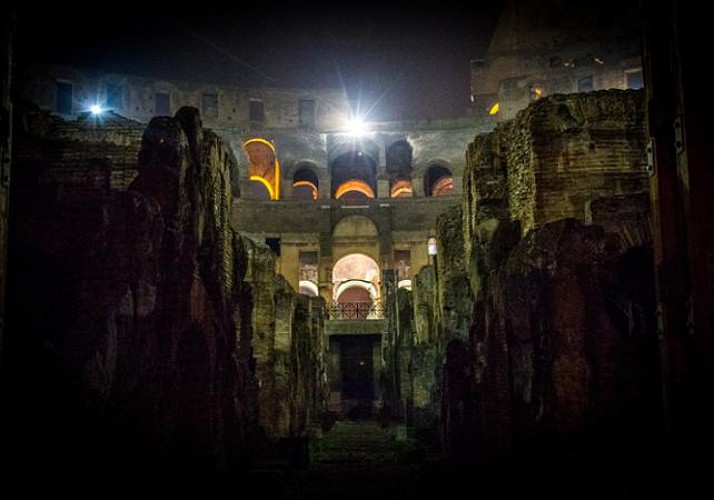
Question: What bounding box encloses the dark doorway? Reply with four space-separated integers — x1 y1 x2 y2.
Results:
336 334 379 418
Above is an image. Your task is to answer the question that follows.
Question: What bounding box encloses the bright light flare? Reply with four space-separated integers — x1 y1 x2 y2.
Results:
346 117 366 136
90 104 103 115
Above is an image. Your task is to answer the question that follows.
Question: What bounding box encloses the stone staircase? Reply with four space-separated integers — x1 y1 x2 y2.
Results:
310 421 414 464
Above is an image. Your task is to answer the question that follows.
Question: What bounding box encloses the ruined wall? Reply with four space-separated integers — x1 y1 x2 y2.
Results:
435 206 473 342
411 265 442 429
431 89 661 466
241 248 327 441
501 90 648 234
2 103 326 480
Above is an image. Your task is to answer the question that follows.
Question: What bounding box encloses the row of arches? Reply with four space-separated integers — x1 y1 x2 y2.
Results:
243 137 454 201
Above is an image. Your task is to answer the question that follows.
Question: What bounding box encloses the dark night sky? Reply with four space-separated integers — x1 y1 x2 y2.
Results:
16 2 505 120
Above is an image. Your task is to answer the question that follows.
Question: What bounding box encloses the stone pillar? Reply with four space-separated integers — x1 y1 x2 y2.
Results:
411 172 424 197
327 337 341 413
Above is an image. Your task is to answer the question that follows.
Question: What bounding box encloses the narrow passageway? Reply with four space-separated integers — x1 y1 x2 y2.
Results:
229 420 440 499
225 419 670 500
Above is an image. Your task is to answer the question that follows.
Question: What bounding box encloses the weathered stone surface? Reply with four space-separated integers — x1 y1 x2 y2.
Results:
411 265 441 428
4 104 326 479
240 238 327 441
468 91 648 235
435 205 472 341
432 90 660 465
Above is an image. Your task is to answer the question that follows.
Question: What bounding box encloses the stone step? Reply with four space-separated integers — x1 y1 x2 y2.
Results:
310 421 414 464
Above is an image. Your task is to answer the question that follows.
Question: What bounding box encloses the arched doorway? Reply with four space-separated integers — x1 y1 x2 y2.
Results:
424 164 454 197
387 140 414 198
330 147 378 202
244 138 280 200
292 165 319 200
332 253 380 319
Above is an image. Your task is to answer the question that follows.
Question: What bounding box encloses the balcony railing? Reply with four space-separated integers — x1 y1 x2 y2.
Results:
327 302 386 320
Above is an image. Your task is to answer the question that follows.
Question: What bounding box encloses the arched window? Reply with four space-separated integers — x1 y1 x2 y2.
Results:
298 280 319 297
332 253 381 319
293 166 319 200
244 138 280 200
424 165 454 197
329 146 378 200
390 179 413 198
335 179 375 201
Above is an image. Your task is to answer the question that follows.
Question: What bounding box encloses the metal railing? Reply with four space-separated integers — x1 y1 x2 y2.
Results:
327 302 386 320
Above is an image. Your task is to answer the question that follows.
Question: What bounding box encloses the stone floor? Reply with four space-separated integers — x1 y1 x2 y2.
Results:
4 419 692 499
214 421 674 500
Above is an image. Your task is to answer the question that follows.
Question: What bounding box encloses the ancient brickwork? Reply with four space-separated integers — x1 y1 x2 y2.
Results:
471 90 648 234
435 206 473 342
428 90 661 464
4 103 326 479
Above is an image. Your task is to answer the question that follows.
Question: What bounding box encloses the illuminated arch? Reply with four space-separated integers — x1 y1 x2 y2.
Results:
293 180 318 200
298 280 319 297
329 144 378 199
424 164 454 197
334 280 379 302
397 279 412 290
243 138 280 200
432 176 454 196
292 165 319 200
335 179 375 199
332 253 380 301
390 179 413 198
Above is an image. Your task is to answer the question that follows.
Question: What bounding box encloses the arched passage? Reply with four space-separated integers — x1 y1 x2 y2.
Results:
335 179 375 201
330 148 378 200
424 164 454 197
390 179 413 198
386 140 413 198
292 165 319 200
332 253 381 319
244 138 280 200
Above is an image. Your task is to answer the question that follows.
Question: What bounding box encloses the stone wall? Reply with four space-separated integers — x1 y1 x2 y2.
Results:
476 90 648 234
2 103 326 480
20 63 350 131
430 90 661 467
241 244 327 441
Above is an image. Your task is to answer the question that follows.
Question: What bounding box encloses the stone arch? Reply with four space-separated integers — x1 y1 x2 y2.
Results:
334 280 379 302
243 138 280 200
299 280 319 297
386 139 414 198
332 216 380 268
332 253 381 301
335 179 375 200
292 163 320 200
333 214 379 239
329 137 380 200
390 179 413 198
424 162 454 197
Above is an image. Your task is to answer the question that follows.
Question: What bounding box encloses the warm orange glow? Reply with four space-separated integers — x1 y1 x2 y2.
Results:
335 179 375 199
432 176 454 196
390 179 413 198
249 175 276 199
243 137 275 151
293 180 318 200
489 102 499 115
243 138 280 200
